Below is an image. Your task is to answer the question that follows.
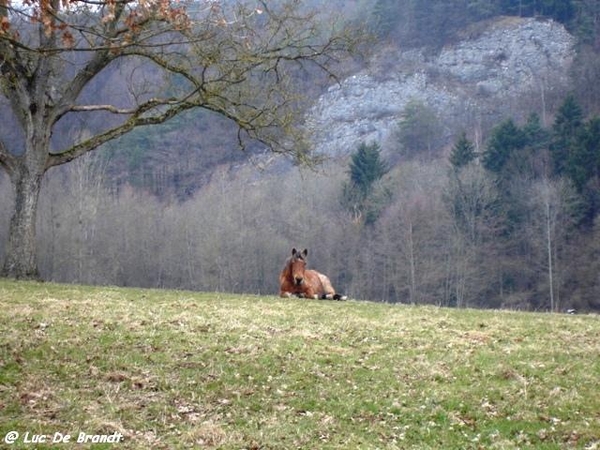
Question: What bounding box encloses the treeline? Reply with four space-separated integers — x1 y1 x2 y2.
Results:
342 94 599 311
370 0 597 48
0 156 350 295
0 94 597 311
444 94 600 311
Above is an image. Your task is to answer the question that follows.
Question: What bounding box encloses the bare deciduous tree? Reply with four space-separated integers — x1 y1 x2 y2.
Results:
445 164 501 307
526 177 580 312
0 0 357 278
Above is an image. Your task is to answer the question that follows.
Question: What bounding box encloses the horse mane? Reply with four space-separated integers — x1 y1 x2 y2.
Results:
281 257 293 278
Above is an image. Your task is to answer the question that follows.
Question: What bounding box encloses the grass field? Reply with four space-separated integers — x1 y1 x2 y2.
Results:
0 280 598 449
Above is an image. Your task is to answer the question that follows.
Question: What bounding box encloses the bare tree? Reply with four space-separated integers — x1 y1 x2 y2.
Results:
37 152 108 282
374 161 450 304
445 164 501 307
0 0 358 278
526 177 580 312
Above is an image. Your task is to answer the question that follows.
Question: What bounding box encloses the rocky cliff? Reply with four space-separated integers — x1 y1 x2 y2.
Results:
306 16 575 158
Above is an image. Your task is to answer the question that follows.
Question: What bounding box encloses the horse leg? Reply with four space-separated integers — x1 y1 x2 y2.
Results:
280 291 312 299
320 293 347 300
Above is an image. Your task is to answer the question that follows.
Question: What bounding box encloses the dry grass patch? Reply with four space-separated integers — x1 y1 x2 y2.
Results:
0 280 599 449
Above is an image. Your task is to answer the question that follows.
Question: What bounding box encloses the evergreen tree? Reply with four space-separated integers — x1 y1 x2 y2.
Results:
571 0 600 47
499 0 574 22
343 141 390 225
565 116 600 223
551 94 583 176
396 99 442 159
501 0 536 16
516 112 552 178
482 119 526 174
348 142 389 196
482 118 530 233
522 112 550 151
449 132 477 170
467 0 501 20
546 0 575 23
568 117 600 191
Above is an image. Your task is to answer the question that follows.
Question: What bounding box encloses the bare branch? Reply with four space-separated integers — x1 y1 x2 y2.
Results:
5 0 360 168
0 139 17 176
46 101 191 169
69 104 149 114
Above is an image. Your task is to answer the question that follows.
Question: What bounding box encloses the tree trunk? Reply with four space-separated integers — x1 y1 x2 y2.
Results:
408 220 416 305
545 198 555 312
1 166 44 279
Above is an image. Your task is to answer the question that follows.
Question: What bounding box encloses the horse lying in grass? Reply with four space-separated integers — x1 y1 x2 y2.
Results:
279 248 347 300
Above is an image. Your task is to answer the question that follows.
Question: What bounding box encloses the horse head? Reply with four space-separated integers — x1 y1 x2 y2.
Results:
290 248 308 286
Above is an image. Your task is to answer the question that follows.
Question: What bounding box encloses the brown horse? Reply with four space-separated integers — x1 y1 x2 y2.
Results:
279 248 347 300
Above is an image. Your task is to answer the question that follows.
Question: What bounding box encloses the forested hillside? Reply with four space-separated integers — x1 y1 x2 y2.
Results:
1 0 600 311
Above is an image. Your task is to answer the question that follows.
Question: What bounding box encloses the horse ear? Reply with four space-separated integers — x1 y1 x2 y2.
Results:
292 248 298 256
302 249 308 257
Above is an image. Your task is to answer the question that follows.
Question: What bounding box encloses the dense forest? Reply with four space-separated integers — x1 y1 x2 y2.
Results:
1 0 600 311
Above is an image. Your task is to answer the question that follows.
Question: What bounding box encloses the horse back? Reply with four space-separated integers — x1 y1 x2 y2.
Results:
315 272 335 297
304 270 336 298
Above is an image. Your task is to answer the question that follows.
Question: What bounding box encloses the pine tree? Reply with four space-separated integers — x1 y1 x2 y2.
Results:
522 112 550 151
343 141 390 224
565 116 600 225
514 112 552 178
396 100 442 158
482 119 526 174
551 94 583 176
568 116 600 194
449 132 476 170
349 142 389 196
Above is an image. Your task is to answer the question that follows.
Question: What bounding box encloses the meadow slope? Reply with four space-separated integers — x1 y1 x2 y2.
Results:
0 280 598 449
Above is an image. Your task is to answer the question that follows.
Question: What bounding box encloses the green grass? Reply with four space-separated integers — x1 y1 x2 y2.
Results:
0 280 599 449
